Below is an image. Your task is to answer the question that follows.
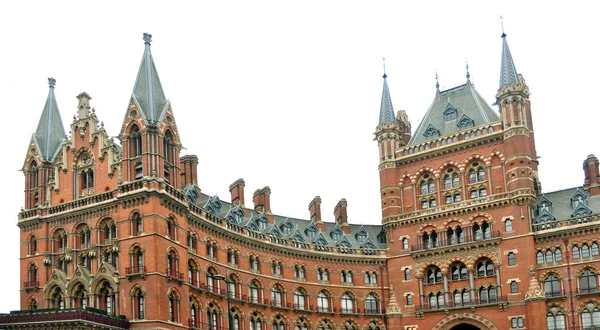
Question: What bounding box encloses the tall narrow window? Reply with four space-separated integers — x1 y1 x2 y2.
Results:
508 252 516 266
131 125 142 157
505 219 513 232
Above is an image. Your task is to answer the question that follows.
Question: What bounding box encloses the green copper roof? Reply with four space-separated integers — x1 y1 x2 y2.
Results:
408 80 499 145
378 74 396 125
499 33 519 89
132 33 169 125
33 78 66 162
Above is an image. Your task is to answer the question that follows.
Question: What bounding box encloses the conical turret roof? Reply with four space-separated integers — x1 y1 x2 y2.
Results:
499 33 519 89
131 33 169 125
33 78 66 162
378 73 396 125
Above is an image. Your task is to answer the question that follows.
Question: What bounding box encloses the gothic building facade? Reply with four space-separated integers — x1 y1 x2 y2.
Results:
8 31 600 330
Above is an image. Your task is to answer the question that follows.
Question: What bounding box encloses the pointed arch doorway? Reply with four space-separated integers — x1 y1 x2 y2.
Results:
432 312 498 330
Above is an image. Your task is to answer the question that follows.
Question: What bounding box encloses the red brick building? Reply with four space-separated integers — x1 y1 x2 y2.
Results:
10 32 600 330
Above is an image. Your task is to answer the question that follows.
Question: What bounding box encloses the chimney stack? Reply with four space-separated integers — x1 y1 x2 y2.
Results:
583 155 600 196
180 155 199 188
309 196 324 231
334 198 350 234
229 178 246 206
253 186 272 220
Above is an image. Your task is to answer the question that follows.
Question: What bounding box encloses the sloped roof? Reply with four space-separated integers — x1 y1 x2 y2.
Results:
408 80 500 145
198 192 386 249
33 78 66 162
499 33 519 89
534 187 600 222
131 33 169 125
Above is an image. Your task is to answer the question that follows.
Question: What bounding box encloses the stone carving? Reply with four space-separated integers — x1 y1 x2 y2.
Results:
524 265 546 300
386 285 401 314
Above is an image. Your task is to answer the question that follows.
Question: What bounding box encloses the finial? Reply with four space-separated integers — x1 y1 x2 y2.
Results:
143 32 152 45
48 77 56 88
500 15 506 38
382 57 387 78
466 58 471 79
435 70 439 89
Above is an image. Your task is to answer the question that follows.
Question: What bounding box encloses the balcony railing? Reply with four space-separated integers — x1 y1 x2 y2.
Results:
23 281 38 288
412 231 501 252
417 296 508 311
533 214 600 232
165 269 184 280
0 309 129 328
125 266 146 275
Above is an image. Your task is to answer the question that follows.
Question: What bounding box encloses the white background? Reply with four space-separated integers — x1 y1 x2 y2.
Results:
0 0 598 313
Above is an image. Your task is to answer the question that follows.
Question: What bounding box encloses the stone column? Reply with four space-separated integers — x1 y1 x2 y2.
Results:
468 270 476 302
418 277 425 307
495 266 502 298
443 273 450 306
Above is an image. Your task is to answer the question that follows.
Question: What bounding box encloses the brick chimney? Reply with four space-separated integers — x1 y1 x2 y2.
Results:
308 196 324 231
334 198 350 234
252 186 272 221
180 155 199 187
229 178 246 206
583 154 600 196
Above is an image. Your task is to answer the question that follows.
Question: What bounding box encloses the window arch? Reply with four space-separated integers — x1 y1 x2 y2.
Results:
166 249 180 279
426 266 442 284
130 125 142 157
166 217 177 240
341 292 355 313
453 289 470 306
317 319 333 330
188 259 200 287
168 289 180 322
582 302 600 329
132 287 145 319
544 274 561 297
546 306 565 330
365 293 379 314
341 270 353 284
189 296 201 329
132 213 143 236
364 271 377 284
294 317 309 330
294 264 306 280
573 245 581 259
294 287 307 310
26 263 38 288
342 320 359 330
450 262 467 281
129 245 144 275
250 255 261 273
580 269 598 294
73 283 88 308
206 302 220 329
428 292 444 309
478 285 496 303
28 235 37 255
473 221 491 241
249 280 261 303
468 163 486 184
447 226 464 245
249 311 263 330
27 297 38 310
271 284 284 307
229 307 242 330
317 268 329 282
98 281 115 315
537 251 545 264
443 170 460 190
317 291 330 312
272 314 286 330
49 287 64 309
423 231 439 248
476 258 495 277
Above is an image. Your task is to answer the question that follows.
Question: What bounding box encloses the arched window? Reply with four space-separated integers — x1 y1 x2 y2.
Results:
545 274 561 297
228 249 238 266
447 227 464 245
229 308 241 330
133 214 143 236
294 289 307 310
73 284 87 308
582 302 600 329
272 261 283 277
476 258 494 277
406 294 413 305
207 302 219 330
546 306 565 330
453 289 470 306
555 249 563 263
168 291 178 322
317 319 333 330
271 285 283 307
28 235 37 255
295 317 309 330
582 245 591 258
249 311 263 330
402 237 409 250
206 268 217 292
131 125 142 157
427 266 442 283
537 251 545 264
272 315 286 330
99 282 115 315
573 246 581 259
189 297 200 328
428 292 444 309
343 320 358 330
318 268 329 282
510 281 518 293
473 221 491 240
593 243 600 256
249 280 260 303
404 268 411 280
50 287 64 309
365 293 379 314
250 255 260 273
505 219 513 232
580 269 598 293
26 263 38 287
423 231 439 249
479 286 496 303
295 265 305 279
341 292 354 313
187 260 199 287
318 291 330 312
133 288 144 319
167 250 179 278
27 297 37 310
450 262 467 280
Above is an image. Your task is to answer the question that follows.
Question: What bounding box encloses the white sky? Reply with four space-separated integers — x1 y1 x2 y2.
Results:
0 0 598 313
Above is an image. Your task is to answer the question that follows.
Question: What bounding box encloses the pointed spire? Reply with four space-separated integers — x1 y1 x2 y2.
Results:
33 78 66 162
132 33 168 125
378 64 395 125
435 70 440 90
465 58 471 80
499 23 519 89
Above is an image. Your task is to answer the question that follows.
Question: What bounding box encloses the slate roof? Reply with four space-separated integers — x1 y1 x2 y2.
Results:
534 187 600 223
197 192 387 249
131 33 169 125
408 79 500 145
499 33 519 89
378 74 395 125
33 78 67 162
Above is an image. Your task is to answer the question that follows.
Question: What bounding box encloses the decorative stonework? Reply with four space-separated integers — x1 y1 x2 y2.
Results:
525 265 546 301
432 312 499 330
386 285 401 315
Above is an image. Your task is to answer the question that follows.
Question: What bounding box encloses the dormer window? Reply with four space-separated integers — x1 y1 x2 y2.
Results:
458 114 475 130
423 124 440 139
540 201 551 213
571 190 588 209
306 227 317 239
444 104 458 121
357 233 367 243
282 224 291 235
331 230 342 240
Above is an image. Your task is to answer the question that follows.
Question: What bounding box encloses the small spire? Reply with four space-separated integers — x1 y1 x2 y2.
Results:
48 77 56 88
378 69 395 125
435 70 440 90
466 59 470 79
34 78 67 162
382 57 387 78
143 32 152 45
498 21 519 89
500 15 506 38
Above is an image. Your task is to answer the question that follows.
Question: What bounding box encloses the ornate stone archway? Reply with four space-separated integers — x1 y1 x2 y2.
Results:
432 312 499 330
